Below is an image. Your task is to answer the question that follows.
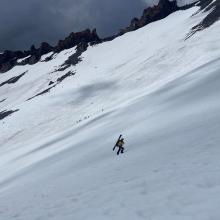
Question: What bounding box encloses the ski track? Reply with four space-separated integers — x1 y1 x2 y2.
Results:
0 6 220 220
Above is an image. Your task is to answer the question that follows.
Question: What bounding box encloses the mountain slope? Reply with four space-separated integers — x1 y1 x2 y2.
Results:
0 4 220 220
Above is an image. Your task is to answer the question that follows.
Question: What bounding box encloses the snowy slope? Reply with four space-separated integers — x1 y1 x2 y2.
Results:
0 5 220 220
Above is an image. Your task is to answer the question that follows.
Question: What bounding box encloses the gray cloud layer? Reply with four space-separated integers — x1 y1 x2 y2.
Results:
0 0 158 51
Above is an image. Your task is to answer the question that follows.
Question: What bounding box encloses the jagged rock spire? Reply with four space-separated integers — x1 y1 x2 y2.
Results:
0 29 101 73
119 0 178 34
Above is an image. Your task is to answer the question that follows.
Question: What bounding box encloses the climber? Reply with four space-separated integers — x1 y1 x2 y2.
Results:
113 135 125 155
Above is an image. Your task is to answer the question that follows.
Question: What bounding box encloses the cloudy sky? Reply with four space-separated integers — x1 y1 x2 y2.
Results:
0 0 160 51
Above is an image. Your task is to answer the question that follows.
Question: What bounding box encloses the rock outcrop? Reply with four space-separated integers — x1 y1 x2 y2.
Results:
0 109 19 121
119 0 179 35
0 29 100 73
192 0 220 31
55 29 100 52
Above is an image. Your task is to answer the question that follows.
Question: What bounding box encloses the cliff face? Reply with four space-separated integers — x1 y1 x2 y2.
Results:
119 0 179 35
0 29 100 73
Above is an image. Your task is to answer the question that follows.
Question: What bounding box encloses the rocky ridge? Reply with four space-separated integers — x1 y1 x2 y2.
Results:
119 0 179 35
0 29 100 73
1 0 219 73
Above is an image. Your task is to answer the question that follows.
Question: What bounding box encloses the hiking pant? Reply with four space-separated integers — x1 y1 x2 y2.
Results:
117 146 124 155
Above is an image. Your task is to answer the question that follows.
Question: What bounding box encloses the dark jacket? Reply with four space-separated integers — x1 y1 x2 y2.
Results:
116 139 124 147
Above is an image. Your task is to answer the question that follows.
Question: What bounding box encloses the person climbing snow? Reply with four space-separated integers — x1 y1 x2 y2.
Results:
113 135 125 155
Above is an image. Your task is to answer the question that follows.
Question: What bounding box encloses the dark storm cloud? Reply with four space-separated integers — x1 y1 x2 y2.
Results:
0 0 156 51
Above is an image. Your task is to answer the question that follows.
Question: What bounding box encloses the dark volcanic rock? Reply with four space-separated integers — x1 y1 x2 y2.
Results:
24 43 53 65
0 109 19 121
54 41 89 72
0 50 28 72
27 87 55 101
63 42 89 68
40 42 53 55
0 29 101 73
54 29 100 52
48 81 54 86
57 71 75 83
29 43 53 58
28 71 75 101
191 0 220 34
185 0 220 39
0 71 27 87
2 0 216 73
119 0 179 35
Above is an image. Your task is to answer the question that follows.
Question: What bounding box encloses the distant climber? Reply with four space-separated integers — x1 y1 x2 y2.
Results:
113 135 125 155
